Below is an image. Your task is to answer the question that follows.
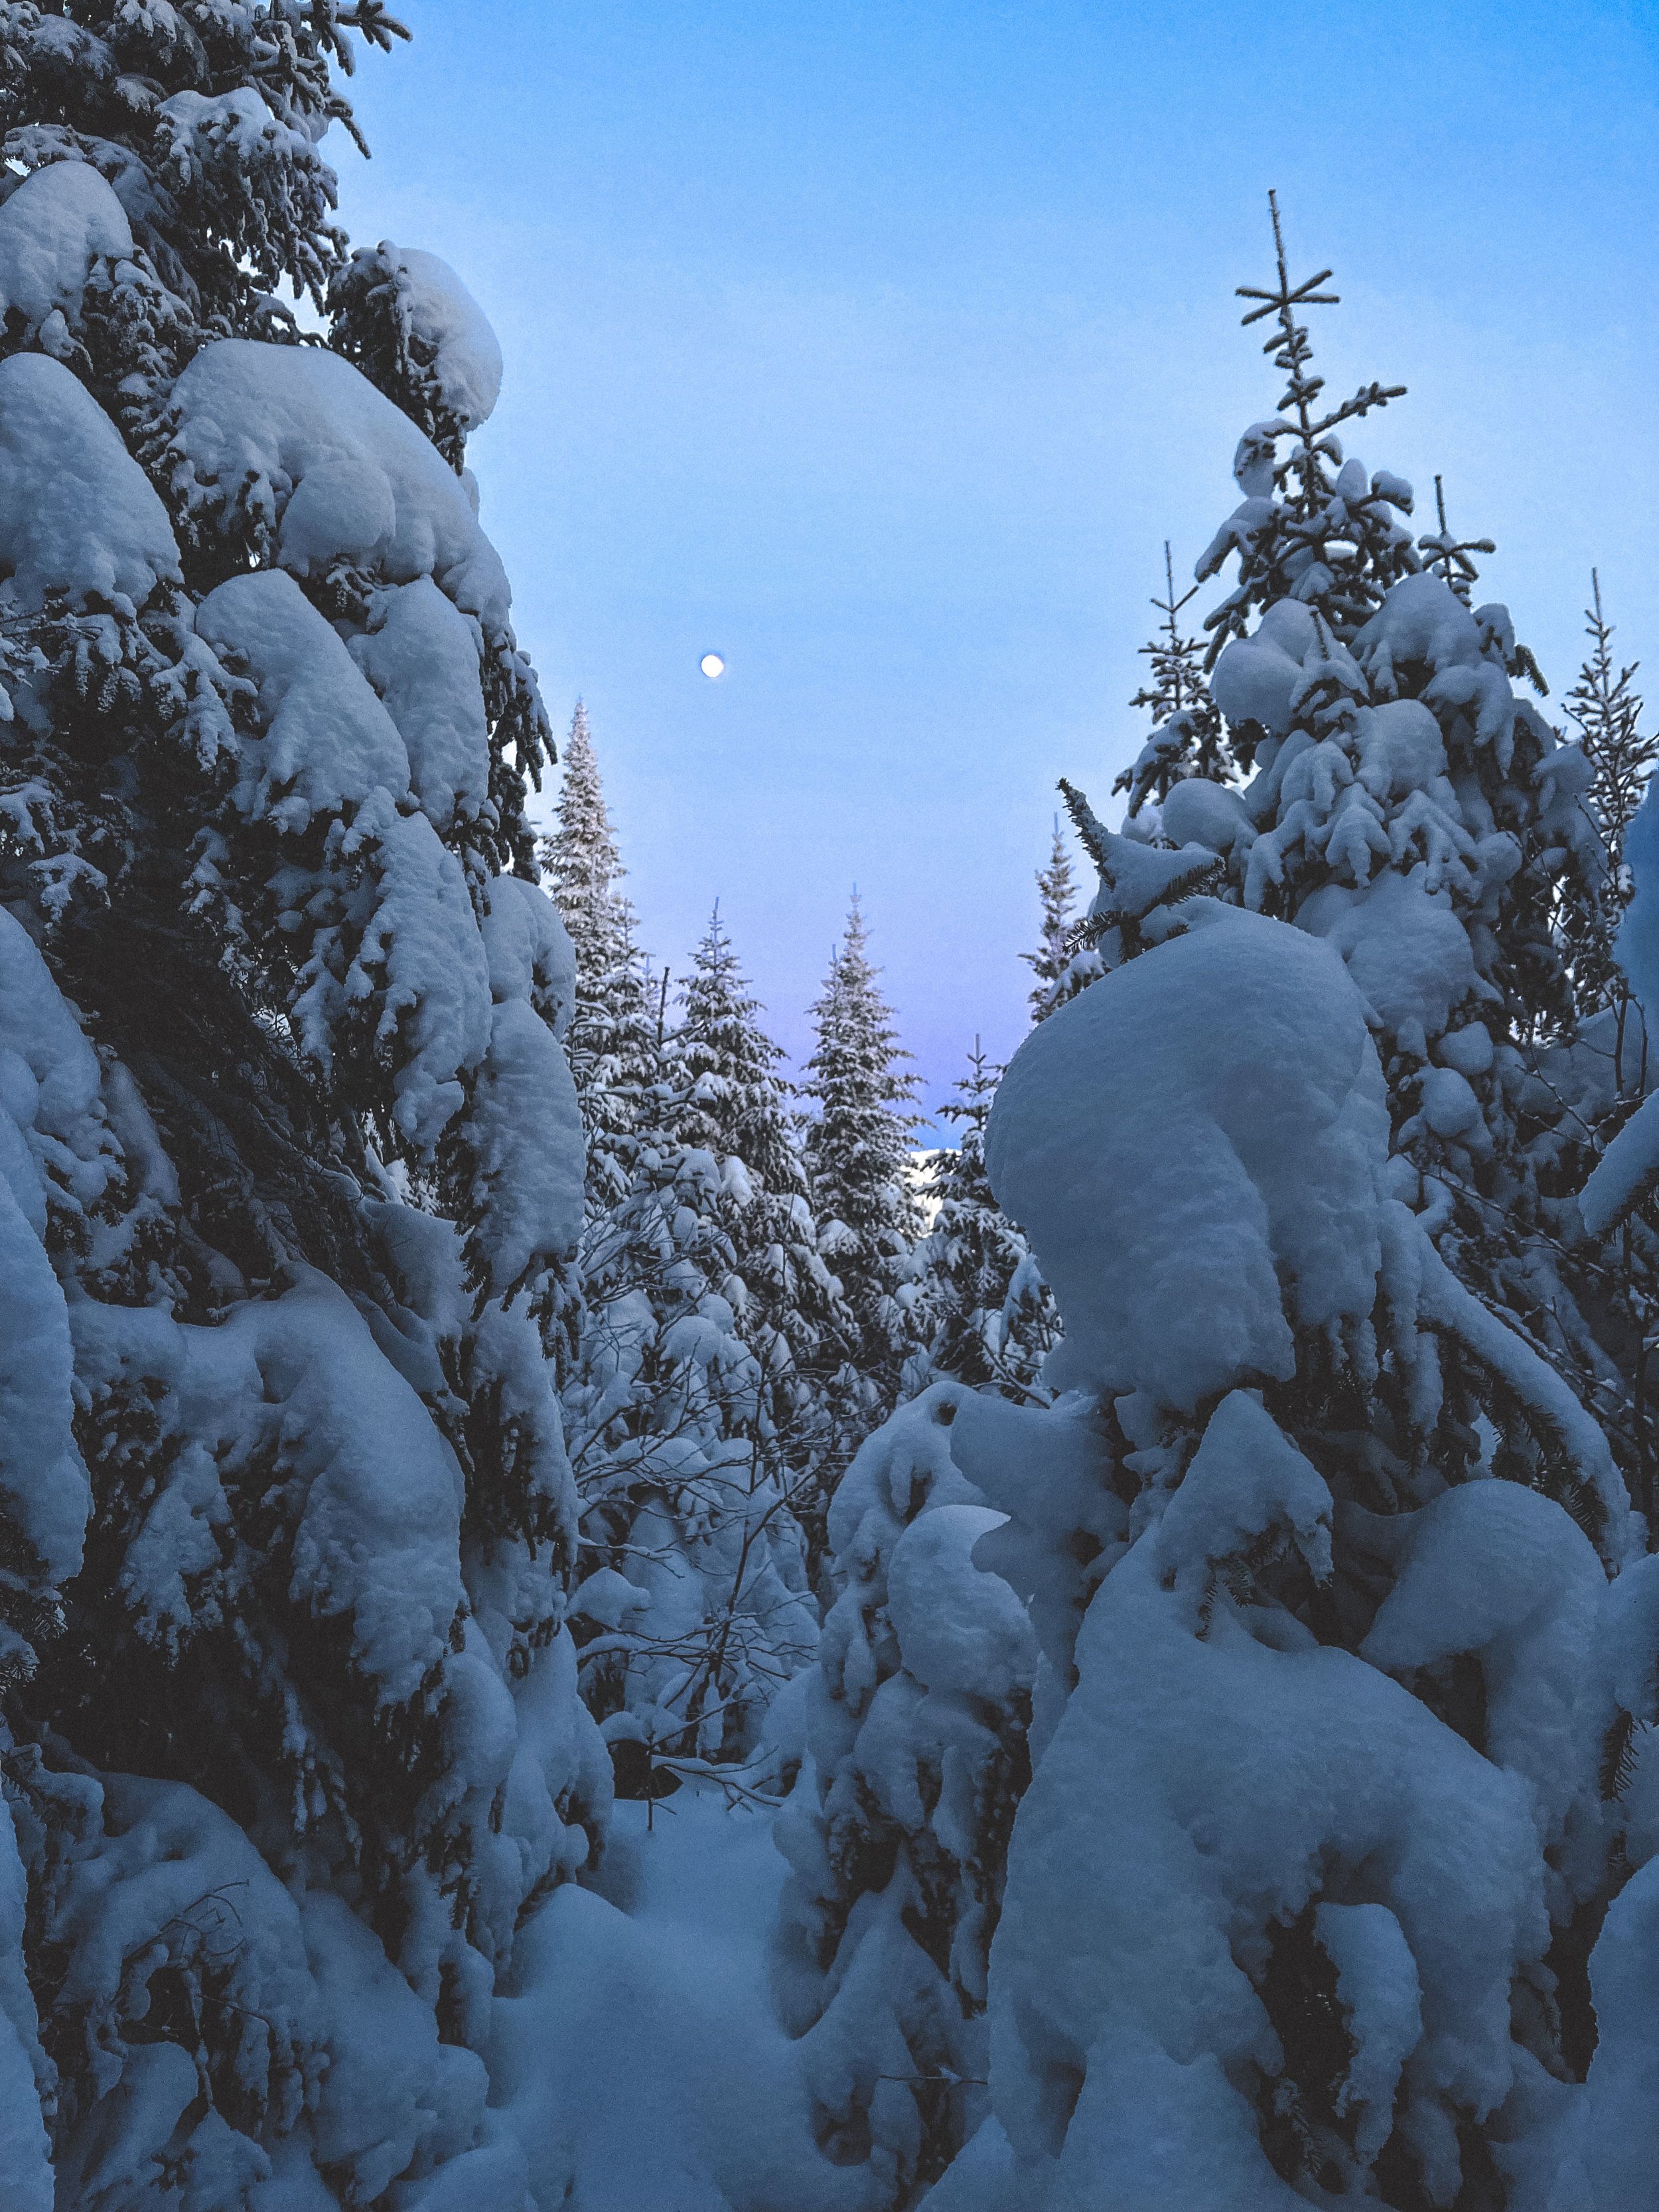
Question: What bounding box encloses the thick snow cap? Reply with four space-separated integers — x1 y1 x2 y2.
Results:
985 905 1389 1409
0 352 180 611
388 243 504 431
0 159 132 330
167 339 511 630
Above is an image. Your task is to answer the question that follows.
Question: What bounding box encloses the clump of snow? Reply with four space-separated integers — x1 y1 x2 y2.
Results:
348 577 492 832
1313 1901 1421 2168
196 567 409 825
0 352 180 611
165 338 511 630
0 907 103 1585
0 1800 50 2209
887 1503 1034 1701
459 875 586 1292
0 158 132 330
195 568 492 1149
1151 1390 1333 1627
1296 870 1475 1055
73 1278 469 1704
985 905 1390 1411
1362 1480 1604 1866
386 244 504 433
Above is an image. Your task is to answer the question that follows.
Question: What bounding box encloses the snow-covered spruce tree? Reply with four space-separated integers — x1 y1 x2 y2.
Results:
1112 540 1233 818
1557 574 1657 1033
802 895 927 1471
1109 199 1622 1490
1557 782 1659 2209
672 905 857 1504
1019 820 1077 1024
914 863 1637 2207
770 1383 1039 2207
536 698 658 1215
914 1041 1059 1402
0 13 610 2201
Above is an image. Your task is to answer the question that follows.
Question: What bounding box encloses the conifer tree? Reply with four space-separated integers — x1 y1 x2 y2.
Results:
1194 190 1417 664
537 701 657 1209
943 875 1632 2206
802 897 927 1449
1116 196 1615 1461
916 1042 1060 1400
1112 542 1233 815
672 906 855 1473
772 1386 1035 2206
1560 573 1658 1025
1021 818 1078 1023
0 9 608 2199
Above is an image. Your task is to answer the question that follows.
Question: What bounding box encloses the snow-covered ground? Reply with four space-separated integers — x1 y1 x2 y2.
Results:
491 1783 869 2212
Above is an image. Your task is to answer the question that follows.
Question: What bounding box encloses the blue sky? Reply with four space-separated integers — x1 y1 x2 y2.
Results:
328 0 1659 1119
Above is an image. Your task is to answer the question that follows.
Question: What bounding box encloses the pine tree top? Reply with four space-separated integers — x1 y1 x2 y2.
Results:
672 905 807 1198
1196 192 1417 654
1114 542 1234 812
1023 819 1078 1021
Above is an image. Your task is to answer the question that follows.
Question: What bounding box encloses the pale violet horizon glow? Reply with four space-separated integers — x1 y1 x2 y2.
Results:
328 0 1659 1126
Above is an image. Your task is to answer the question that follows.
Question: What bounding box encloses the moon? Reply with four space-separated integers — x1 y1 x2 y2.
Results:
699 652 726 680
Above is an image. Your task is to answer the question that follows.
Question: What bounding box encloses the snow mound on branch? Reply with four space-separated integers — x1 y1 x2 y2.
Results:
887 1503 1035 1701
0 352 180 611
388 244 504 432
196 567 409 825
349 577 492 832
479 871 577 1040
985 905 1389 1410
196 569 492 1148
0 158 131 329
460 878 585 1292
0 1802 49 2208
166 338 511 628
1297 868 1475 1052
72 1279 467 1704
0 905 107 1585
1361 1479 1603 1860
1151 1390 1332 1624
1211 597 1340 737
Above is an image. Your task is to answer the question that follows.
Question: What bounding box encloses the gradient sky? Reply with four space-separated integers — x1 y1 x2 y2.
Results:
326 0 1659 1122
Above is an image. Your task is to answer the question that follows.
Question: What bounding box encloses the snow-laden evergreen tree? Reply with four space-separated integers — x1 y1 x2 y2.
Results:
1552 589 1659 1518
802 896 927 1455
771 1385 1036 2207
1559 573 1658 1029
1019 818 1077 1023
1088 198 1621 1493
1112 540 1233 816
915 861 1638 2207
914 1041 1059 1400
0 13 613 2201
672 905 856 1492
536 700 657 1213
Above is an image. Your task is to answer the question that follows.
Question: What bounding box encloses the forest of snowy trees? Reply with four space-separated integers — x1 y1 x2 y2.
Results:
1 8 1658 2210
